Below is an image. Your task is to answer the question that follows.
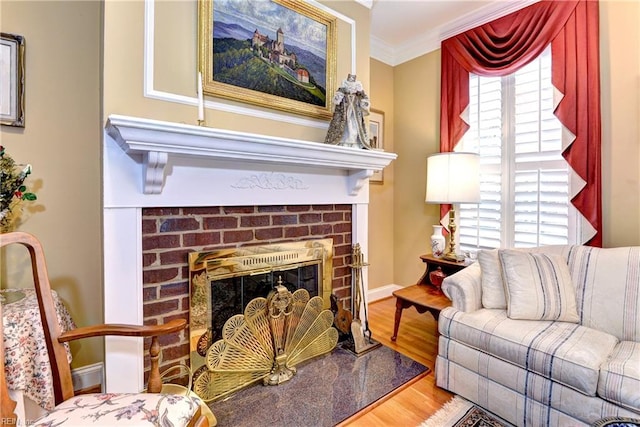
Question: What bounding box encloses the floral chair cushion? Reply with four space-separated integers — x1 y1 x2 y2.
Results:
32 393 202 427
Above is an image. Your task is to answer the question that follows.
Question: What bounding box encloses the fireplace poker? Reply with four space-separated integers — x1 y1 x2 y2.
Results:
347 244 380 355
354 245 372 342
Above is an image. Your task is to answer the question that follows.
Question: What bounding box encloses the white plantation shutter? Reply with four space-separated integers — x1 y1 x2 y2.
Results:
458 74 503 249
458 47 576 251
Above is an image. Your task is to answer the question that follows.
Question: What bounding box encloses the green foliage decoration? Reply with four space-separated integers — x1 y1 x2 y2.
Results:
0 145 37 232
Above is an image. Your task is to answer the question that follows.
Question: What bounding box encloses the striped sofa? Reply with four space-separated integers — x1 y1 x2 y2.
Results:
436 245 640 426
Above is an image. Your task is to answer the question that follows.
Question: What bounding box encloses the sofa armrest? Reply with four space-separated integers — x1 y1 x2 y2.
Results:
442 262 482 312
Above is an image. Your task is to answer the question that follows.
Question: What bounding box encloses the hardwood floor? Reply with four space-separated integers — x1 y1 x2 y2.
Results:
338 295 454 427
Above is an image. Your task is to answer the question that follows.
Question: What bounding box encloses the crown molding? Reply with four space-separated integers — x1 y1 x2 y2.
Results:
372 0 540 66
354 0 373 9
438 0 539 42
370 35 395 65
391 28 442 66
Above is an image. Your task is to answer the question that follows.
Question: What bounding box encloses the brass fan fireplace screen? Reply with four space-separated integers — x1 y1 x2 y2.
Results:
188 239 336 401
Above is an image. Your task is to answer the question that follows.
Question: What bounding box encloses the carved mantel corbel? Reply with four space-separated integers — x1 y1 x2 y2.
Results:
143 151 169 195
348 169 374 196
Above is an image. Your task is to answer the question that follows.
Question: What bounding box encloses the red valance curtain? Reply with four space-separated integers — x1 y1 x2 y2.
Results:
440 0 602 246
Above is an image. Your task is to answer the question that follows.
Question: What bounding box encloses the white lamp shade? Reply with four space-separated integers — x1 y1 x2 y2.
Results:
425 152 481 204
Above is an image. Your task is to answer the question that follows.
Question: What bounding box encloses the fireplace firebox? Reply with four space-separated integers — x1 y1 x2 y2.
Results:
188 239 333 382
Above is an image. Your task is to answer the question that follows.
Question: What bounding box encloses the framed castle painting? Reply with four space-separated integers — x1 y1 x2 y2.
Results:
1 33 25 127
198 0 337 120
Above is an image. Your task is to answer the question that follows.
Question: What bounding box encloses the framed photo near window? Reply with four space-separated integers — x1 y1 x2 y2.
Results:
1 33 25 127
199 0 337 120
369 109 384 183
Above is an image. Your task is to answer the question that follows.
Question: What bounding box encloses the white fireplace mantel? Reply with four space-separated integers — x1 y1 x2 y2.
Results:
106 115 396 196
102 114 396 393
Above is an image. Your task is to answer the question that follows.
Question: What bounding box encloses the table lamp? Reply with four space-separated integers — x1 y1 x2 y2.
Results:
425 152 480 262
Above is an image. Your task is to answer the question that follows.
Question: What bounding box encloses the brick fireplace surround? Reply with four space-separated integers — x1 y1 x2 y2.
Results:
141 204 353 378
103 115 395 392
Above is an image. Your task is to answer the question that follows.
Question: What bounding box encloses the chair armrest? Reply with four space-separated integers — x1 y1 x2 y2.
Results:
58 319 187 393
441 262 482 312
57 319 187 342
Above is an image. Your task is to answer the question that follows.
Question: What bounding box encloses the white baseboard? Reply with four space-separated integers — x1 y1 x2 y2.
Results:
368 283 403 303
72 363 104 392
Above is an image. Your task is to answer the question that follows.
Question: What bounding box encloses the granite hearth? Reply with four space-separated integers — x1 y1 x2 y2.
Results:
208 345 428 426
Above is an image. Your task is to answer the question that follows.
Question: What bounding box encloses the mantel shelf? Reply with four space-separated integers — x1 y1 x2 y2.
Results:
105 114 397 195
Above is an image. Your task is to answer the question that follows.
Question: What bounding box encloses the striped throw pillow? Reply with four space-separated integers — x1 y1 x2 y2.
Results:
499 250 579 322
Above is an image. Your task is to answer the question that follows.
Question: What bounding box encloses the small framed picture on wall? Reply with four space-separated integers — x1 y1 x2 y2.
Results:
369 109 384 182
1 32 25 127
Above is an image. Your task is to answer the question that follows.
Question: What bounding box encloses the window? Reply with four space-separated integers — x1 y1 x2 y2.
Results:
457 47 579 251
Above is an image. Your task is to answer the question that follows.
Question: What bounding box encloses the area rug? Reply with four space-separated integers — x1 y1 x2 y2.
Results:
421 396 513 427
207 344 428 426
592 418 640 427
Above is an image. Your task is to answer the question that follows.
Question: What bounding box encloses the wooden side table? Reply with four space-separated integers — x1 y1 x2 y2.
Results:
390 285 451 341
390 253 471 342
417 253 473 291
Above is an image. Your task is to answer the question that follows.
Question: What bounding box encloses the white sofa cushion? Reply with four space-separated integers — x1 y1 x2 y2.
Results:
499 250 580 322
598 341 640 413
567 246 640 342
474 245 640 340
439 307 619 396
477 246 571 311
478 249 506 309
436 347 640 426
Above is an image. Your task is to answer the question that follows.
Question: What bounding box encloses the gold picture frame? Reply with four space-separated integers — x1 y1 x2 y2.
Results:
198 0 337 120
369 109 384 183
1 33 25 127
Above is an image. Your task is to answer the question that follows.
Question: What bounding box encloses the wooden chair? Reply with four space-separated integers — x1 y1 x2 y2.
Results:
0 231 210 426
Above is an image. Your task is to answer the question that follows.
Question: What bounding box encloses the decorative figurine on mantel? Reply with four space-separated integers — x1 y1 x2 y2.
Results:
324 74 372 149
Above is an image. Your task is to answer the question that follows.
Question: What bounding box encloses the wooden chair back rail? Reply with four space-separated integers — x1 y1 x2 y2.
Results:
0 232 208 427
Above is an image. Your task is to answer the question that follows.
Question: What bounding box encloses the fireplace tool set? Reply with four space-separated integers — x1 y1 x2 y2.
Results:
345 243 381 355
